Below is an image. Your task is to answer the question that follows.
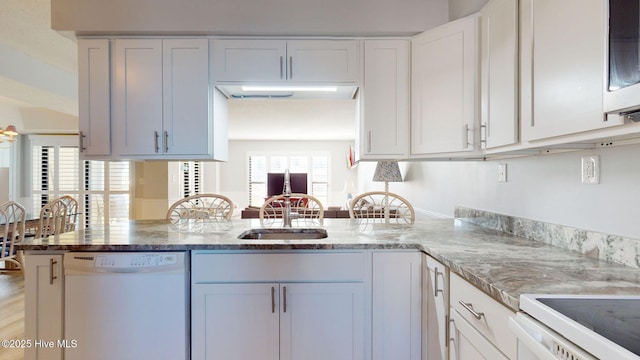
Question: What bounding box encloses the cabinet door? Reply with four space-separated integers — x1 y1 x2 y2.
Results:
520 0 621 141
411 15 479 155
280 282 365 360
211 39 287 82
449 309 509 360
78 38 111 157
23 255 64 360
425 255 449 360
114 39 163 156
480 0 519 149
372 252 422 360
287 40 359 83
360 40 410 159
192 283 280 360
162 39 210 155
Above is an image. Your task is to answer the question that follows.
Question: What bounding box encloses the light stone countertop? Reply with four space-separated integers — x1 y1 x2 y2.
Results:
19 217 640 312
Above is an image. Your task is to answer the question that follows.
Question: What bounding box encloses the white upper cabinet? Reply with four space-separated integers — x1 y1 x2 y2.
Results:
411 14 480 156
520 0 622 141
359 40 410 159
113 38 226 160
78 38 111 157
480 0 519 150
212 39 359 83
212 40 287 82
114 39 163 156
162 39 214 156
286 40 359 83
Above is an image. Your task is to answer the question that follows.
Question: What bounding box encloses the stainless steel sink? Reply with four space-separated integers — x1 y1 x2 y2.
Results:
238 228 328 240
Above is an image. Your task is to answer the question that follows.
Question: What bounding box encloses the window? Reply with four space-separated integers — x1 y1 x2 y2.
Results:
248 153 329 207
181 161 202 198
30 135 130 227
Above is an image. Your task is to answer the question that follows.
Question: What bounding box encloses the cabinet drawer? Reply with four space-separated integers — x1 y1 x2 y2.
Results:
449 272 516 359
192 251 366 283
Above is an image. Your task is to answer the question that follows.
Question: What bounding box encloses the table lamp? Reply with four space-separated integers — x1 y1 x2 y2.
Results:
372 161 403 192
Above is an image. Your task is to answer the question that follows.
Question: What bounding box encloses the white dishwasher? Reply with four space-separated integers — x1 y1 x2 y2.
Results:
64 252 189 360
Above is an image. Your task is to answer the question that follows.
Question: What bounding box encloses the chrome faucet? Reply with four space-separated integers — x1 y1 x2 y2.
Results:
282 169 295 227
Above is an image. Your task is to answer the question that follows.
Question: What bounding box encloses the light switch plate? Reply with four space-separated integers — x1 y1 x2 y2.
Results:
581 155 600 184
498 163 507 182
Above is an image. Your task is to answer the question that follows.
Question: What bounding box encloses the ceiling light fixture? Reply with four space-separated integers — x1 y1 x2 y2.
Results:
0 125 19 143
241 85 338 92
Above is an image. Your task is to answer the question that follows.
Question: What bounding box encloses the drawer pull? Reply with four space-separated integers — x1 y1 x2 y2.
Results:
458 300 484 320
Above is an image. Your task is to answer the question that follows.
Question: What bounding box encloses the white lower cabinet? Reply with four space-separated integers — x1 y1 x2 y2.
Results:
424 255 449 360
23 255 64 360
191 251 367 360
448 272 516 360
372 251 422 360
193 282 363 360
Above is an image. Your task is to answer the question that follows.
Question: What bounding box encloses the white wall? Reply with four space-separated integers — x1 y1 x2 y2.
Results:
358 144 640 240
218 140 356 212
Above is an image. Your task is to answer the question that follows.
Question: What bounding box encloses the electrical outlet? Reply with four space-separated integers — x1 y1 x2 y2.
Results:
581 155 600 184
498 163 507 182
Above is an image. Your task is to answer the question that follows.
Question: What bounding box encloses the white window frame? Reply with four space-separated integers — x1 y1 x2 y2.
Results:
27 135 131 227
247 152 330 207
180 161 202 198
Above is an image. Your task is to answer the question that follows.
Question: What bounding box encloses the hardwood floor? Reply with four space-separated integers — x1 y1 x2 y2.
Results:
0 272 25 360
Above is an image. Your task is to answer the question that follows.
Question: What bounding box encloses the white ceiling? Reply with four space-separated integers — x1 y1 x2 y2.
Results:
0 0 78 119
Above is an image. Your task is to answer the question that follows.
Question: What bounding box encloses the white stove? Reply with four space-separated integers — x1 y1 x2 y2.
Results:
510 294 640 360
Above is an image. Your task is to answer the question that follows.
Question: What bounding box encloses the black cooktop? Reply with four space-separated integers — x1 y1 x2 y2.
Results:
538 298 640 357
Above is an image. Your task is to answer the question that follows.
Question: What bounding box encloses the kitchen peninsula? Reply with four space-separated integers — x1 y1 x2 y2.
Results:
18 214 640 360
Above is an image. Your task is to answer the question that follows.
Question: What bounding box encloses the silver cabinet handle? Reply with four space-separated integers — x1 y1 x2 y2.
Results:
462 124 471 148
271 286 276 313
480 124 487 148
449 318 455 344
79 131 86 152
49 258 58 285
283 286 287 313
434 268 444 297
289 56 293 79
458 300 484 320
164 131 169 153
154 131 159 153
280 56 284 79
367 130 372 153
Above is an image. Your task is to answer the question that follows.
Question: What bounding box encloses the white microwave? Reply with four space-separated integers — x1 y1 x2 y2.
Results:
604 0 640 119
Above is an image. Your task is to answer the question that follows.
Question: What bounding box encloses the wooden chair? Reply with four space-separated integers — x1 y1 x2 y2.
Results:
259 193 324 227
58 195 79 232
349 191 415 224
166 194 234 223
0 201 26 271
36 198 68 238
